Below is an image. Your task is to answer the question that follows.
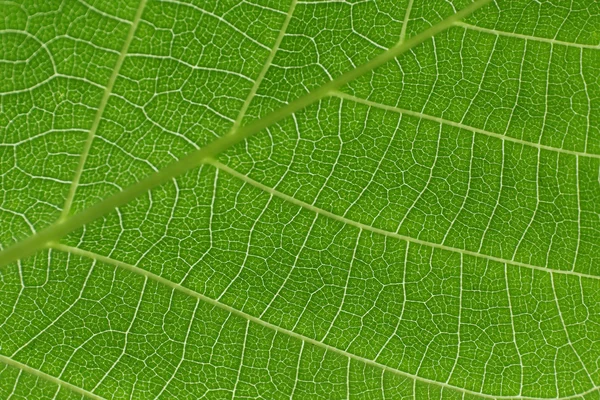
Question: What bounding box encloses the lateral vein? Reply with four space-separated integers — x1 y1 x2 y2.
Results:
333 91 600 159
49 243 600 400
230 0 299 133
211 160 600 282
60 0 149 219
0 354 105 400
455 21 600 50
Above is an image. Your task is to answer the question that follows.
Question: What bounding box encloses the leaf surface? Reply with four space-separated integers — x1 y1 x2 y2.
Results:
1 0 600 398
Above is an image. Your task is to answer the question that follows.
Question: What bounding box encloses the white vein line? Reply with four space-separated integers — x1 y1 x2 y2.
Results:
454 22 600 50
0 355 105 400
77 0 132 24
10 257 95 358
211 160 600 282
346 356 351 399
155 299 200 399
92 275 147 392
311 98 345 206
394 120 441 233
217 194 274 301
573 157 581 269
375 242 409 362
290 340 304 399
322 229 361 341
0 74 105 97
342 111 401 220
230 0 298 133
512 147 540 261
550 274 596 387
232 320 250 399
381 368 386 400
446 253 463 384
49 244 600 400
332 92 600 160
581 48 591 153
0 129 88 147
260 213 318 318
8 368 22 399
0 30 57 75
442 130 474 245
60 0 148 218
158 0 270 51
504 263 523 396
125 53 254 82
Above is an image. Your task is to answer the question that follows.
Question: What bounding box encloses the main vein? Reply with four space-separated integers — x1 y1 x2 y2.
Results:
0 0 492 268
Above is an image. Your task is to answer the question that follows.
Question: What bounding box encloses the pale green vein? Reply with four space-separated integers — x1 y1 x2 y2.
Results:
60 0 149 219
398 0 414 44
333 91 600 159
230 0 298 133
455 21 600 50
0 0 492 269
159 0 271 51
48 243 600 400
211 160 600 282
0 354 105 400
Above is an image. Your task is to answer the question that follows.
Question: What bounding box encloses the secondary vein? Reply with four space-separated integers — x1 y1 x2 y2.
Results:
333 91 600 159
0 354 105 400
211 160 600 282
48 243 600 400
60 0 149 219
230 0 299 133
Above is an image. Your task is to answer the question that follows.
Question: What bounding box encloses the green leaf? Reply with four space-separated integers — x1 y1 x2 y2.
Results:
1 0 599 398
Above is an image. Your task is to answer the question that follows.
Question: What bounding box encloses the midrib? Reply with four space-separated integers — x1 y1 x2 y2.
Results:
0 0 493 269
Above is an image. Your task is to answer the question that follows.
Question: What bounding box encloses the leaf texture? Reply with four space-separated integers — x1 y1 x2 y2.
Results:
1 0 600 399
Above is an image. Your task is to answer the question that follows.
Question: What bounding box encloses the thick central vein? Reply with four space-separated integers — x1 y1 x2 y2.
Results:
0 0 492 268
